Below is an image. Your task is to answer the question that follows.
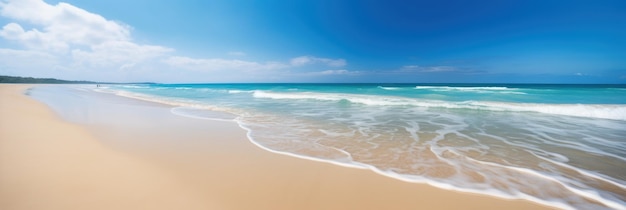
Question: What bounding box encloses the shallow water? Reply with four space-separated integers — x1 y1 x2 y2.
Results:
33 84 626 209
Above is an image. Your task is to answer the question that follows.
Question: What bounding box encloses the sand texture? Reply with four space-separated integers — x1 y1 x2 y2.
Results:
0 84 553 210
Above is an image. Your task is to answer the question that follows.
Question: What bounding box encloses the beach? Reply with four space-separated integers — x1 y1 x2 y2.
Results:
1 84 556 210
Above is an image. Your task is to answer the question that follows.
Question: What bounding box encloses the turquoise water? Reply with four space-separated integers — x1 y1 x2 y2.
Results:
92 84 625 209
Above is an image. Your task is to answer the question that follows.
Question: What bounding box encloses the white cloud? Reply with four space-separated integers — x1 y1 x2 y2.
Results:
0 48 59 76
163 56 288 71
165 55 347 73
574 72 592 76
0 0 170 78
0 0 350 82
0 0 131 52
0 47 54 59
0 48 56 67
317 69 360 75
72 41 172 69
400 65 456 73
290 56 346 67
0 22 69 52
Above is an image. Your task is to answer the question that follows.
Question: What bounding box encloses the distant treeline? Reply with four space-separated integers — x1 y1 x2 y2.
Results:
0 75 96 84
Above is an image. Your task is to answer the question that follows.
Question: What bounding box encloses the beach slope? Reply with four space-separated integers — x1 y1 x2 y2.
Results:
0 84 552 210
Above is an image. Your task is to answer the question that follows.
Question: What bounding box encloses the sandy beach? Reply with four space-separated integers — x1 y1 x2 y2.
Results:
0 84 553 210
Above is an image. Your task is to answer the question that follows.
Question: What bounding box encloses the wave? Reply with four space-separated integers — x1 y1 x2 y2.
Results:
415 86 513 90
252 91 626 121
94 88 242 116
94 86 624 209
380 86 518 91
377 86 402 90
414 86 526 94
228 90 254 94
117 84 150 89
170 107 237 121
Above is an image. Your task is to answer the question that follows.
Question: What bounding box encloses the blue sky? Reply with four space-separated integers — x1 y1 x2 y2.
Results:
1 0 625 83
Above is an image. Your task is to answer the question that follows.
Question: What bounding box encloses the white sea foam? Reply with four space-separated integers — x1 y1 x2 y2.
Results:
468 157 624 210
252 91 626 121
415 86 512 90
235 116 585 210
377 86 402 90
471 101 626 121
91 85 625 210
230 121 569 210
414 86 527 94
94 87 241 117
228 90 254 94
170 107 237 122
532 153 626 190
118 85 149 89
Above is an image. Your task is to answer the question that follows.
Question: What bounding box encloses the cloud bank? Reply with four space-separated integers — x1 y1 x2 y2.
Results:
290 56 346 67
0 0 347 82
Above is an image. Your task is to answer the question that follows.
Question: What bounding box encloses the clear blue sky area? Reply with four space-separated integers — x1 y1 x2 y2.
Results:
1 0 625 83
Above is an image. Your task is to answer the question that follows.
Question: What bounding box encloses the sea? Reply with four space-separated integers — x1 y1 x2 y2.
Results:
60 84 626 209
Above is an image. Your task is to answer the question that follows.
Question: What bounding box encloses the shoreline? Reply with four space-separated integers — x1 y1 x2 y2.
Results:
1 84 554 210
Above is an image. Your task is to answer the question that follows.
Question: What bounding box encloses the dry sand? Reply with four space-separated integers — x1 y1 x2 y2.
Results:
0 84 554 210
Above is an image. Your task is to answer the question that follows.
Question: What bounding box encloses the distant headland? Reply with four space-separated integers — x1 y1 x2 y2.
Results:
0 75 158 84
0 75 96 84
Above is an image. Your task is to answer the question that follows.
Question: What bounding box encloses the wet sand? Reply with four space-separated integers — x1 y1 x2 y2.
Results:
0 84 553 210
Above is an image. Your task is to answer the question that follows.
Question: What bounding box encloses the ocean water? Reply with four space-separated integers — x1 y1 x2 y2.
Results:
94 84 625 209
